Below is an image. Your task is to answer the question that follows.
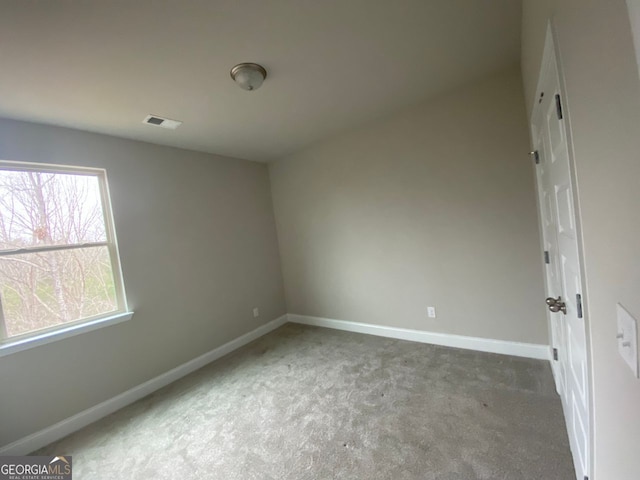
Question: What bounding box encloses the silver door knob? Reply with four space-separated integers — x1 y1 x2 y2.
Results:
546 296 567 314
546 296 559 306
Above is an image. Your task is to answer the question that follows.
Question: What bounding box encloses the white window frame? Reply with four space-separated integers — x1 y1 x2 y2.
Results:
0 160 132 357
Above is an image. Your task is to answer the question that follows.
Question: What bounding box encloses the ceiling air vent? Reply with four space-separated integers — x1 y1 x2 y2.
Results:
142 114 182 130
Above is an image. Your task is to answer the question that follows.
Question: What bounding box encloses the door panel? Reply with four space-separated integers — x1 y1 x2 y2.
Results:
557 186 574 235
572 393 587 474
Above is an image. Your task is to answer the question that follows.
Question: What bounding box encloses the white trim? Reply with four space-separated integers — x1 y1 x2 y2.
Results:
100 166 129 314
0 314 288 455
0 313 548 455
0 241 109 257
0 312 134 358
0 160 105 176
287 314 549 360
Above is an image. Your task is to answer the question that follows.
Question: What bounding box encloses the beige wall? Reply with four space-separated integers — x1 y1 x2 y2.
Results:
522 1 640 479
0 118 286 447
270 68 547 345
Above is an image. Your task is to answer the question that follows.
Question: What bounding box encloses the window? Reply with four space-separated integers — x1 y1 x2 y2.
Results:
0 161 129 353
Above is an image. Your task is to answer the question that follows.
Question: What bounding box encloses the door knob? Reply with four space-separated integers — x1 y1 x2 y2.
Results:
546 296 567 314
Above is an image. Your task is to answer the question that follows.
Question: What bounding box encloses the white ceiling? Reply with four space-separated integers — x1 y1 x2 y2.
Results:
0 0 521 162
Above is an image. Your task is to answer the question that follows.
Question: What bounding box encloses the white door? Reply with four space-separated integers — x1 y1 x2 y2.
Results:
530 28 591 480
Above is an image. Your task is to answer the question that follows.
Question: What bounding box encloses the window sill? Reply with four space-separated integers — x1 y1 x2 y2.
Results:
0 312 134 357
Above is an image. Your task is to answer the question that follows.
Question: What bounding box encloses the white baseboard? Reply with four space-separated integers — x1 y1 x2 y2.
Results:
287 314 549 360
0 314 288 456
1 312 548 455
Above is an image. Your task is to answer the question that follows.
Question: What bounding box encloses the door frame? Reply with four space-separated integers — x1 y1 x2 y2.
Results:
529 21 594 479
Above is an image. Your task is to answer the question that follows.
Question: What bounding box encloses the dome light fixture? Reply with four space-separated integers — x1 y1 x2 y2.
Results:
230 63 267 91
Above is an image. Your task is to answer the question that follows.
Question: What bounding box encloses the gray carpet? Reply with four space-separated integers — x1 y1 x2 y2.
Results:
34 324 575 479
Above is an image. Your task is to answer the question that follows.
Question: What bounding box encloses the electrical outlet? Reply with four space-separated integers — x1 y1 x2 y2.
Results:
253 307 259 318
427 306 436 318
617 303 638 378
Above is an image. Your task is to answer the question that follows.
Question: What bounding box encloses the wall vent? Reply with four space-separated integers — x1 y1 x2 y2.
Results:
142 114 182 130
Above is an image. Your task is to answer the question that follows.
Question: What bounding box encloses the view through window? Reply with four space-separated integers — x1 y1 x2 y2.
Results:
0 162 126 342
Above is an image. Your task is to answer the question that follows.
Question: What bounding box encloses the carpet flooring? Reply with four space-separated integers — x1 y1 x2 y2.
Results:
34 323 575 479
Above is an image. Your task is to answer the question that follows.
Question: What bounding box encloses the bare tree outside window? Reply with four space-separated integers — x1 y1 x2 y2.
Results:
0 165 125 341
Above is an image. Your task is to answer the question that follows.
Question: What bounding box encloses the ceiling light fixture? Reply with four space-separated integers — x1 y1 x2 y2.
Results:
230 63 267 91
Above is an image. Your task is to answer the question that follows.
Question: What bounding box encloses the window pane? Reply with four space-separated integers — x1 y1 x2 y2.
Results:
0 246 117 338
0 170 107 251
